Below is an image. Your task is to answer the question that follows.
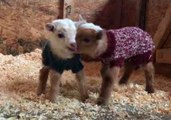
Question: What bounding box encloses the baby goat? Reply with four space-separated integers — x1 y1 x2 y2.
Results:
37 19 88 102
76 23 155 105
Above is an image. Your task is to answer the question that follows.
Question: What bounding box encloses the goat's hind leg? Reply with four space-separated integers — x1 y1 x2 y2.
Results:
143 62 155 93
37 66 49 95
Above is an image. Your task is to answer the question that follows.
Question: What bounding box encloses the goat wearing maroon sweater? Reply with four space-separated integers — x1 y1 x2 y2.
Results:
76 23 155 105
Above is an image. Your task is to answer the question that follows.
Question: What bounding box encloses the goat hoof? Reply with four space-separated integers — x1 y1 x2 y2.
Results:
81 95 89 102
119 80 127 85
146 86 155 93
97 97 108 105
37 89 43 96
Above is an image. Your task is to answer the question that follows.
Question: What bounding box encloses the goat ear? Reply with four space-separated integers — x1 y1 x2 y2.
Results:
74 21 87 28
46 23 54 32
74 14 87 28
96 30 103 40
78 14 86 21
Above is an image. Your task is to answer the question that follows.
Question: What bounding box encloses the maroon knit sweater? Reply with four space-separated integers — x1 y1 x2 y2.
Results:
98 27 155 67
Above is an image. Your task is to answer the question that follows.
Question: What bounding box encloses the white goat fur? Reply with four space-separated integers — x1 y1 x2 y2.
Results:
79 23 103 32
47 19 77 59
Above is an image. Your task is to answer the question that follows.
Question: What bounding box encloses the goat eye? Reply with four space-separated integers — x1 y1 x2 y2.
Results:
83 38 90 43
58 33 65 38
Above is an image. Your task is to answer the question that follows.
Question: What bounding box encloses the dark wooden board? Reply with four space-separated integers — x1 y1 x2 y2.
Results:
94 0 122 29
120 0 142 27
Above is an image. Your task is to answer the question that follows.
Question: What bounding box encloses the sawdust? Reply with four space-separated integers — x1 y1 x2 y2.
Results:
0 49 170 119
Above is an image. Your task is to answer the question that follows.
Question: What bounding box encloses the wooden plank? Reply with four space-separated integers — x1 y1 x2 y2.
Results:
58 0 64 19
153 5 171 49
156 49 171 64
155 63 171 78
120 0 142 27
163 33 171 48
58 0 74 19
139 0 148 30
94 0 122 29
63 0 74 18
146 0 171 37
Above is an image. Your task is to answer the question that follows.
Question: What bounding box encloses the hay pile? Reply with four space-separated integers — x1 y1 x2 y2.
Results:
0 49 171 120
0 0 58 54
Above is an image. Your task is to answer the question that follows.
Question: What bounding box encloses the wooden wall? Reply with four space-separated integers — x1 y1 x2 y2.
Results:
146 0 171 36
94 0 143 29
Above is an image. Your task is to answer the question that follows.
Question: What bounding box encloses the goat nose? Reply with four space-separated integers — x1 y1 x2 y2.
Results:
68 43 77 52
70 43 77 49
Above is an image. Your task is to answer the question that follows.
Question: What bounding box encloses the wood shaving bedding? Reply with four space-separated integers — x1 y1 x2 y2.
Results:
0 49 170 119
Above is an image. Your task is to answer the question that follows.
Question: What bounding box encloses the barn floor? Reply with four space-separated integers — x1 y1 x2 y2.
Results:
0 49 170 120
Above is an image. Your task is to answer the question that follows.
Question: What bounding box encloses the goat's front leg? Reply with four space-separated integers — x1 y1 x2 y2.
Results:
76 70 89 101
49 70 61 102
97 65 120 105
119 62 135 85
37 66 50 95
